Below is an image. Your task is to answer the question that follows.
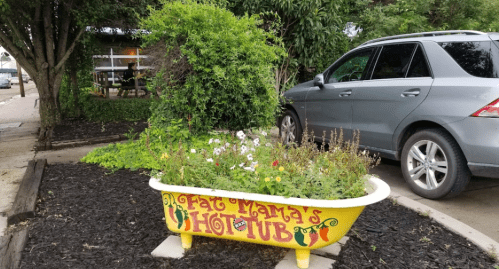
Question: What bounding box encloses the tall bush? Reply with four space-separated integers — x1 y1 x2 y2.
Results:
139 1 285 134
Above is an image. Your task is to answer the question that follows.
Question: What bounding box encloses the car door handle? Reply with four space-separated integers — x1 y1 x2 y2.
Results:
339 90 352 97
401 88 421 97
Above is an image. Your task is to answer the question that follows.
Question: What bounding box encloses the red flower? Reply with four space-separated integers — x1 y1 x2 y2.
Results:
272 160 279 166
216 163 219 166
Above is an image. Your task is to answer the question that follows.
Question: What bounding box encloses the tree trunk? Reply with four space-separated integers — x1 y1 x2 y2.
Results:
70 68 81 117
35 75 63 150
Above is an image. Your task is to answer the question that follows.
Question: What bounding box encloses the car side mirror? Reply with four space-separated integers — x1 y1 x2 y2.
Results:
313 74 325 88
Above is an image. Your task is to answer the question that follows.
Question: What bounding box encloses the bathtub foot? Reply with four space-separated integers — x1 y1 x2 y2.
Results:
295 249 310 268
180 233 192 249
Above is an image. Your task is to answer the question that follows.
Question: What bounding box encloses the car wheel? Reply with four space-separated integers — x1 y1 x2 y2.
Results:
401 128 470 199
279 110 302 145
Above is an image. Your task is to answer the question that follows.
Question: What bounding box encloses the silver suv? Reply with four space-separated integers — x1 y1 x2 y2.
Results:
279 30 499 199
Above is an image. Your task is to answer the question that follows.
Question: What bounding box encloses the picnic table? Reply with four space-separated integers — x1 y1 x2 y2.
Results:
93 72 148 98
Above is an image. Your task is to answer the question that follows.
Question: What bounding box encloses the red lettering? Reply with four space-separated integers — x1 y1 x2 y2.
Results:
255 202 270 219
190 212 212 233
209 213 224 236
288 206 304 224
303 206 309 213
256 221 272 241
198 197 213 212
272 222 293 242
241 216 258 239
268 205 290 222
210 197 225 211
178 194 198 210
237 199 254 214
309 209 322 224
220 213 236 235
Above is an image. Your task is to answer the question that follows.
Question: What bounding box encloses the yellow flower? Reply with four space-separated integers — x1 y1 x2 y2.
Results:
276 177 281 182
161 153 169 160
265 177 270 182
255 171 258 175
254 164 259 168
279 166 284 172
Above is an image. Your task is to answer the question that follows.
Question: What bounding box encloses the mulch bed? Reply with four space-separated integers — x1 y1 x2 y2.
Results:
52 118 148 142
18 163 498 268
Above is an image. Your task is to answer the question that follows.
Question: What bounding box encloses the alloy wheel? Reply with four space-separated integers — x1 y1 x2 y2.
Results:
280 115 296 144
406 140 448 190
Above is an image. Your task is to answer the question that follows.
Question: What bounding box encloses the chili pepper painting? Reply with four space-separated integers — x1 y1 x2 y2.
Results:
308 228 319 247
175 205 184 229
319 226 329 242
294 227 307 247
184 210 191 231
169 205 177 223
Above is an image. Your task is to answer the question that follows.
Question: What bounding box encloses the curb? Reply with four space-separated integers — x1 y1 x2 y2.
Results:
36 134 129 151
0 159 47 269
390 191 499 261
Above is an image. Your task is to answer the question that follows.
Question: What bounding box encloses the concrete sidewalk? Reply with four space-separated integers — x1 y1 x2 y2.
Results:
0 92 39 236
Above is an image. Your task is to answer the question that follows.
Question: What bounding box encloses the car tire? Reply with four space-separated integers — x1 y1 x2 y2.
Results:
401 128 471 199
279 109 302 145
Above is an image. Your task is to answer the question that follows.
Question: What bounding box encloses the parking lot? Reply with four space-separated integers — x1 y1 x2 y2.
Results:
0 81 37 103
372 158 499 242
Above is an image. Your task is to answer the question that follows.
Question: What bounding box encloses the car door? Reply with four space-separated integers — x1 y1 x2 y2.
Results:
306 48 376 142
351 43 434 153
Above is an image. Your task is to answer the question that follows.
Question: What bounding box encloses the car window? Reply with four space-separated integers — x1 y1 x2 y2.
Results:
372 43 416 80
327 49 374 83
407 45 431 78
440 41 499 78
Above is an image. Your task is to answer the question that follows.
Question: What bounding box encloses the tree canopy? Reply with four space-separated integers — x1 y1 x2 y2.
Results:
0 0 160 149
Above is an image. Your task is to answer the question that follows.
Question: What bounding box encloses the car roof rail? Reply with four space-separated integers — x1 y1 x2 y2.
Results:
360 30 487 46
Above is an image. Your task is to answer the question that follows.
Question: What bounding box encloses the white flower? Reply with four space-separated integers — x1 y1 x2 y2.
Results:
213 148 222 156
251 161 258 167
225 143 230 147
240 145 249 155
190 149 196 153
265 143 272 147
220 146 226 152
244 166 255 172
247 154 253 161
239 163 245 167
206 158 214 162
214 139 221 143
261 131 267 136
250 147 255 152
209 138 214 144
236 131 246 140
253 138 260 147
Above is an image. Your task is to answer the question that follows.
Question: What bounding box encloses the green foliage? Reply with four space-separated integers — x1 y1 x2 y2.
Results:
228 0 351 84
59 72 94 118
78 91 152 122
349 0 499 47
146 128 378 200
139 1 284 133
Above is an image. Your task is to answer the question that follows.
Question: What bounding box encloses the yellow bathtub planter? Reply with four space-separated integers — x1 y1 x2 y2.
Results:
150 175 390 268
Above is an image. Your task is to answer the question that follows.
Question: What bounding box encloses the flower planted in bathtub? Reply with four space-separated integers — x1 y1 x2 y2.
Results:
148 129 390 268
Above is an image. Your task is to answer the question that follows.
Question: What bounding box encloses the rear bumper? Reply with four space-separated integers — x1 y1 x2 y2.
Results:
468 163 499 178
444 117 499 178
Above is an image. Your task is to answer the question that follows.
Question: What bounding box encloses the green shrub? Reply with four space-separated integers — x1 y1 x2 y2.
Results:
139 1 285 134
79 91 153 122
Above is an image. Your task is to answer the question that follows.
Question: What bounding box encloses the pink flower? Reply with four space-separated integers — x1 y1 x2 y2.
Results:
272 160 279 166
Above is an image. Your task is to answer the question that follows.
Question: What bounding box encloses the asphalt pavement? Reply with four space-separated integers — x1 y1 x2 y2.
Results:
371 159 499 242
